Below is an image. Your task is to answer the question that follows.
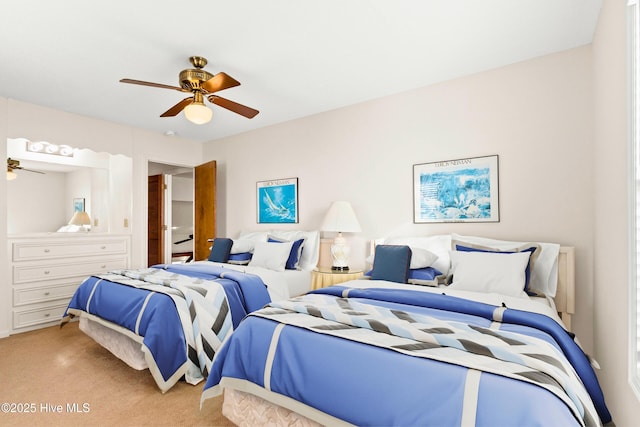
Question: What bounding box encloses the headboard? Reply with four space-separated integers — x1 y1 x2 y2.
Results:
366 240 576 332
555 246 576 331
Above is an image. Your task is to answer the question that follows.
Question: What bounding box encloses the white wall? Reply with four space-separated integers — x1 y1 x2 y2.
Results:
205 45 596 349
7 169 66 233
172 176 194 253
592 1 640 425
172 176 194 202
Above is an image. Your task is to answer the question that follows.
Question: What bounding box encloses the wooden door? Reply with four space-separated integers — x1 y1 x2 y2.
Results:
194 161 217 261
147 174 164 266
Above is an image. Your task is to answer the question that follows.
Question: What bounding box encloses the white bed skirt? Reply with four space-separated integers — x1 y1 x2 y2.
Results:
222 388 321 427
79 316 148 371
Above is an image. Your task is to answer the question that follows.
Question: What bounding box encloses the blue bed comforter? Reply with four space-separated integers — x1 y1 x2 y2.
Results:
201 286 611 427
62 263 271 392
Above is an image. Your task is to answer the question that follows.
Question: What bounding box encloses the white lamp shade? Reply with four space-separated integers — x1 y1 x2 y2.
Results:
69 211 91 226
321 201 361 233
184 102 213 125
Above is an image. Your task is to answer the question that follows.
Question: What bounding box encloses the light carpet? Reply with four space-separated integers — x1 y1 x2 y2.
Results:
0 321 233 427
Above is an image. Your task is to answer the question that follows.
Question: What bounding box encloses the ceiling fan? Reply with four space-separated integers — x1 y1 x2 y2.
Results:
7 158 45 180
120 56 259 124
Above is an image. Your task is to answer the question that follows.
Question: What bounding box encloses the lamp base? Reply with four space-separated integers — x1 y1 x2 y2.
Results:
330 233 351 273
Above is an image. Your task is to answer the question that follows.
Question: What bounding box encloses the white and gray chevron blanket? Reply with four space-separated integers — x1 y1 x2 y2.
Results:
253 293 600 427
96 268 233 384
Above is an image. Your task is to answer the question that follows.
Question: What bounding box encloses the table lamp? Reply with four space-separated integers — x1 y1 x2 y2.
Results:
320 201 361 271
69 211 91 232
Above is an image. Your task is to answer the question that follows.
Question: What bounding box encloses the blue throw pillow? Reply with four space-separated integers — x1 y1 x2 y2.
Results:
365 266 443 286
268 237 305 270
408 267 443 285
228 252 252 265
208 238 233 263
370 245 412 283
454 244 537 294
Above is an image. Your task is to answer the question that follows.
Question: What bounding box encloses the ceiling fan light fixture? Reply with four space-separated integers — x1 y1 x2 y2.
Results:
184 92 212 125
184 102 212 125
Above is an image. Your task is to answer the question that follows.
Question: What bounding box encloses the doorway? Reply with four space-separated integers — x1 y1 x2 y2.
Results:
147 160 216 266
147 162 194 266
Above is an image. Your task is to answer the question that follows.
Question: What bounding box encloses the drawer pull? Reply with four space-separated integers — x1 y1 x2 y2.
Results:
44 248 50 253
101 265 106 269
44 292 50 296
44 313 50 317
43 271 50 275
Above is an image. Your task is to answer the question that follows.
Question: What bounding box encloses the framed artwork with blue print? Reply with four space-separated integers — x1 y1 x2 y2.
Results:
413 155 499 223
256 177 299 224
73 198 85 212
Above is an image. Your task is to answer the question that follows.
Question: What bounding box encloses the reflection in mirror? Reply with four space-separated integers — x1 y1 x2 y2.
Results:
6 137 132 235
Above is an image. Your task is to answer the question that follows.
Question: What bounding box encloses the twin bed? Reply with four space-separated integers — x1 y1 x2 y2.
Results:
61 230 319 392
200 234 612 427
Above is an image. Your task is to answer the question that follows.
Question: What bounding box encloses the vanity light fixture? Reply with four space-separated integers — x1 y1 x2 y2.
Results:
6 169 17 181
26 140 74 157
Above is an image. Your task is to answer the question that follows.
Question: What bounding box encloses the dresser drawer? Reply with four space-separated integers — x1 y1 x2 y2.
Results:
13 303 68 329
13 257 128 284
13 281 82 306
13 238 128 262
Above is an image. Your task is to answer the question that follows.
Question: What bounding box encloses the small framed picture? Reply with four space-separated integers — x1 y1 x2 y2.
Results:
413 155 499 223
256 178 299 223
73 198 85 212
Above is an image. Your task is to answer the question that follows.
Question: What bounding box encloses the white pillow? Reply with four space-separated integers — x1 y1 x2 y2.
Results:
448 250 530 298
451 233 560 297
248 241 294 272
409 247 439 269
268 230 320 270
383 235 452 275
230 238 255 254
238 231 269 243
367 246 439 270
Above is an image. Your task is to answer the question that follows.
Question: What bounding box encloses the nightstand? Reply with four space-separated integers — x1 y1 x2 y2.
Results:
311 268 364 290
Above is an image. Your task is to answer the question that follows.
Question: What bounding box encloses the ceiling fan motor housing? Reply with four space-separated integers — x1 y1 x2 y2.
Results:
179 68 213 91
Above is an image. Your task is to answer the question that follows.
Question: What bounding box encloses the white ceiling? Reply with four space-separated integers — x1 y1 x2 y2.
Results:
0 0 602 143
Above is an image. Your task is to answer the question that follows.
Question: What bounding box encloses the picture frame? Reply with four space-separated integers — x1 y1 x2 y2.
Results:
73 198 85 213
413 155 499 223
256 178 299 224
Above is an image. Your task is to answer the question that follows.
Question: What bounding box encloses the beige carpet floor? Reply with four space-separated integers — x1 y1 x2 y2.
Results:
0 322 234 427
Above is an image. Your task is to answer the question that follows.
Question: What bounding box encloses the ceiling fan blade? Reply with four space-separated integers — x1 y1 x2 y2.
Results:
120 78 188 93
20 168 45 175
201 72 241 94
160 97 193 117
208 95 259 119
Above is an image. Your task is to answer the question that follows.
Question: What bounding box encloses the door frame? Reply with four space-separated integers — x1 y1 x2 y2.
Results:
147 160 216 265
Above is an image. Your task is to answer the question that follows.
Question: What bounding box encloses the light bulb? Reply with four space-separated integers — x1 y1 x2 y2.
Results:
184 102 213 125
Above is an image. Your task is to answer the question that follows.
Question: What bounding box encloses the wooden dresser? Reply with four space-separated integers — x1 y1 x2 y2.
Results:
9 233 130 333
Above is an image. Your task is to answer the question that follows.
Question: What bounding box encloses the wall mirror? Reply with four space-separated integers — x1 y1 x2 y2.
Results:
6 137 132 235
